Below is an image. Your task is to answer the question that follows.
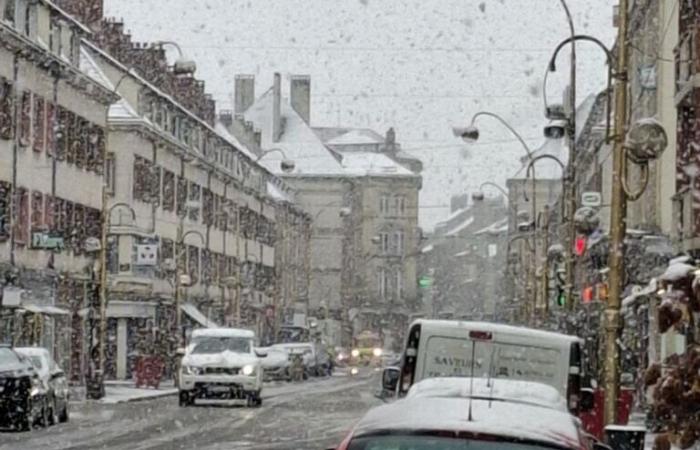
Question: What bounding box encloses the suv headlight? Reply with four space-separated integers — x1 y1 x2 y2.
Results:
242 364 255 376
182 365 201 375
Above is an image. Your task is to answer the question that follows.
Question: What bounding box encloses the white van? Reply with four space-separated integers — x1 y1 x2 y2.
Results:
381 320 590 414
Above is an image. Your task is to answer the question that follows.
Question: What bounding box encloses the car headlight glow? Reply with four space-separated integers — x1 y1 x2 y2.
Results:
351 349 360 358
336 353 345 361
242 364 255 376
182 365 201 375
373 347 383 357
350 367 359 375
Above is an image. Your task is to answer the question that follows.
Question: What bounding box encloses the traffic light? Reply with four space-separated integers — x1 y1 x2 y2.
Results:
556 288 566 307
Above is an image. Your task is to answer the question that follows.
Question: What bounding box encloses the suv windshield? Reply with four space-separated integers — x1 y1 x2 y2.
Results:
0 348 20 366
349 436 569 450
191 337 251 355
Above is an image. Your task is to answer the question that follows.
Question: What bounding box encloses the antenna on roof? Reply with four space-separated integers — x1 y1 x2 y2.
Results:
467 341 476 422
487 346 497 408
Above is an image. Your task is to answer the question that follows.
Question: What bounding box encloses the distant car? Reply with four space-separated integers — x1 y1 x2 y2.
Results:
272 343 319 377
179 328 265 407
332 376 601 450
256 346 291 381
0 345 49 430
15 347 69 424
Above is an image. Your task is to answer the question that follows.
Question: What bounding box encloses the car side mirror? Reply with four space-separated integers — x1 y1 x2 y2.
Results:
381 367 400 392
51 370 65 380
176 347 186 356
255 349 268 358
580 387 595 412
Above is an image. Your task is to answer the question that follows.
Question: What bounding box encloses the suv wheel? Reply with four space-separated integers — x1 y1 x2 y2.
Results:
48 397 58 426
59 402 69 423
246 390 262 407
178 391 192 407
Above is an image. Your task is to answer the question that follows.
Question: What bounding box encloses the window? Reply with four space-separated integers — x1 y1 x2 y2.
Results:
203 188 214 226
377 267 388 298
0 77 12 139
395 269 403 300
45 102 55 156
394 195 406 215
31 191 43 231
132 156 150 202
105 153 116 194
161 169 175 211
176 176 187 217
188 183 201 221
23 3 31 36
379 195 389 214
44 195 54 230
33 95 44 152
14 187 28 246
187 245 200 280
379 232 389 254
3 0 15 24
19 91 31 146
0 181 10 238
393 230 404 255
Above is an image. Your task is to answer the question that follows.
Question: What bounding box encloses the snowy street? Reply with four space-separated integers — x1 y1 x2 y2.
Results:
0 371 380 450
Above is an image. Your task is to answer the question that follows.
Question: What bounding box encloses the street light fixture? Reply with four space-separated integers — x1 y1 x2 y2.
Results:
453 111 534 161
256 148 296 174
153 41 197 76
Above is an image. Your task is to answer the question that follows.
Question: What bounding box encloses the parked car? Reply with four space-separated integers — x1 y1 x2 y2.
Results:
256 346 290 381
178 328 265 407
0 345 49 430
15 347 69 424
271 343 317 377
331 376 605 450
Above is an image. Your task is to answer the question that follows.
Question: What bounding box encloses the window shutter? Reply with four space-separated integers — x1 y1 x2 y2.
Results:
19 91 31 146
0 78 14 140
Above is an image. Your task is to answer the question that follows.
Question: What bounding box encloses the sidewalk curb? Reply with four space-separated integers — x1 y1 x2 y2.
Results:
103 389 179 405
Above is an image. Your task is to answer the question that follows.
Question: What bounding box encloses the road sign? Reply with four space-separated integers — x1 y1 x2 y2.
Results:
581 192 602 208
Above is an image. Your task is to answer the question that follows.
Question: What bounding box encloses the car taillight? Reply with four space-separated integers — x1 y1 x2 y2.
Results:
469 330 493 340
567 371 581 414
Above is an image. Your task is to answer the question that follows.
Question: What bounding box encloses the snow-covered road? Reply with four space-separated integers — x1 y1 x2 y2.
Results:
0 371 381 450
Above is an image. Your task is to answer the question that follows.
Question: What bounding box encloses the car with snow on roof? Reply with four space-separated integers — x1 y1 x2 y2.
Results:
330 376 609 450
14 347 69 425
178 328 265 407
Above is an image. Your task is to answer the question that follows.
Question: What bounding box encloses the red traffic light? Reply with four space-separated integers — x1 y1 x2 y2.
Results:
574 236 587 256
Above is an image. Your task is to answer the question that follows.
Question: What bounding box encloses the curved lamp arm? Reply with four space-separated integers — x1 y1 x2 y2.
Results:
523 154 566 202
545 35 614 142
471 111 534 161
256 148 289 162
621 160 650 201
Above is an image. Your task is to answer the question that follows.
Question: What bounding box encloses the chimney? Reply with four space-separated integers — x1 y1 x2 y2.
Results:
234 75 255 114
272 72 282 143
290 75 311 124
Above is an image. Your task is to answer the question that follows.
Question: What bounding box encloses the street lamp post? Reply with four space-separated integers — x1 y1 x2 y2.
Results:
256 148 296 173
174 226 205 349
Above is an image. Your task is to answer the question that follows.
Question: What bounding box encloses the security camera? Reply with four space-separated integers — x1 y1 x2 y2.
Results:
544 120 567 140
451 125 479 143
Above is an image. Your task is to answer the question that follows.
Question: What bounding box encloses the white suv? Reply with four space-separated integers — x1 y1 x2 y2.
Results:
178 328 264 407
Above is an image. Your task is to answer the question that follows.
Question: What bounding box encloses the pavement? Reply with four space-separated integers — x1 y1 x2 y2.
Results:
0 369 380 450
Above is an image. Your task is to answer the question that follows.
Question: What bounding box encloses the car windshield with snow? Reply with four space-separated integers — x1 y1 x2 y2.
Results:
1 0 695 449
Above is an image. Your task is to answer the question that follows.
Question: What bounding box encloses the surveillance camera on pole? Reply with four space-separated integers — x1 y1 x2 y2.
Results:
452 125 480 143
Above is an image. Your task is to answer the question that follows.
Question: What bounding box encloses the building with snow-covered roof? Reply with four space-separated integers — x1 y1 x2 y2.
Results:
220 73 422 349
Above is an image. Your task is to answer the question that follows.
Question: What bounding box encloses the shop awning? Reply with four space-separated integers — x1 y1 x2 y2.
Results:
21 304 70 316
180 303 218 328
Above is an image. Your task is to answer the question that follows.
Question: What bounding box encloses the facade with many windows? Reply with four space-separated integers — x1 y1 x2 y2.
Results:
0 0 116 382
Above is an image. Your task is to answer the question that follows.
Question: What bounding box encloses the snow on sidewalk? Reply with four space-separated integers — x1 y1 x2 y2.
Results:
101 382 178 404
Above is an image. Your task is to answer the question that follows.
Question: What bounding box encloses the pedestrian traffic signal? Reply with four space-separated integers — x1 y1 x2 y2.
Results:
557 289 566 307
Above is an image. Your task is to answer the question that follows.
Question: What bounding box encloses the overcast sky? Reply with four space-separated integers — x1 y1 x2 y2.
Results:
105 0 617 230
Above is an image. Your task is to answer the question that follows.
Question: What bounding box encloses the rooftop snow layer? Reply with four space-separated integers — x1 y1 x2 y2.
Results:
326 128 384 145
243 89 345 176
445 216 475 236
340 152 416 177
